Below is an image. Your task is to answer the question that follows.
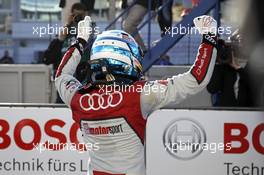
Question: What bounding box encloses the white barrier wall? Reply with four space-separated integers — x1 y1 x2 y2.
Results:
146 110 264 175
0 107 89 175
0 65 52 103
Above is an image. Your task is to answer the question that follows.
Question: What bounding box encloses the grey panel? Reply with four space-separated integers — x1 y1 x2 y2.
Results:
0 72 19 103
22 72 47 103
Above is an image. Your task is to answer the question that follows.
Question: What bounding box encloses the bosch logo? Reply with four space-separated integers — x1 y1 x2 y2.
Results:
163 118 206 160
224 123 264 154
79 92 123 111
0 119 84 151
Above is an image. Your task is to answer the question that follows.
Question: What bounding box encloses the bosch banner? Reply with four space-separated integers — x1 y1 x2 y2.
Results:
146 110 264 175
1 107 263 175
0 107 92 175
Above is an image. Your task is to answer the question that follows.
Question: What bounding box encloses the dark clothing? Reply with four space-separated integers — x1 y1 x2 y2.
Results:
43 36 92 82
59 0 66 8
157 0 173 36
136 0 157 10
207 64 252 107
81 0 95 11
43 38 63 71
154 58 173 65
122 0 128 9
0 56 14 64
122 0 157 10
43 36 93 104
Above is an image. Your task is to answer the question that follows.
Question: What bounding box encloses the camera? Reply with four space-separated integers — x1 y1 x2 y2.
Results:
73 14 85 24
217 30 242 64
68 14 85 29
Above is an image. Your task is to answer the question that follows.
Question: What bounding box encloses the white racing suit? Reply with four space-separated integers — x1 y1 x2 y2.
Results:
55 34 217 175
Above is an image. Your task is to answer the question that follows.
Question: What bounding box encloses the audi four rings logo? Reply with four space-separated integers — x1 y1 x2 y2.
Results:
79 92 123 111
163 118 206 160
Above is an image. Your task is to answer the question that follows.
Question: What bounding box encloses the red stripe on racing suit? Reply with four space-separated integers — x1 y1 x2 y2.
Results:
56 47 75 78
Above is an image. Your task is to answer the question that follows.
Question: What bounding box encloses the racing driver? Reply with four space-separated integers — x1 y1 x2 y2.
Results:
55 15 218 175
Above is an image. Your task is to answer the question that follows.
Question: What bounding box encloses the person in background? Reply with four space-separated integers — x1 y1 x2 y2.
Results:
155 0 174 65
43 3 92 103
207 35 252 107
157 0 173 37
122 0 157 53
0 50 14 64
59 2 93 87
59 3 87 42
5 15 12 34
60 0 79 25
154 55 173 65
81 0 95 15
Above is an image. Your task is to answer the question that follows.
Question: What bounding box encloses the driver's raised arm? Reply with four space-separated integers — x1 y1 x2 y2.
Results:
141 16 218 118
55 16 91 107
